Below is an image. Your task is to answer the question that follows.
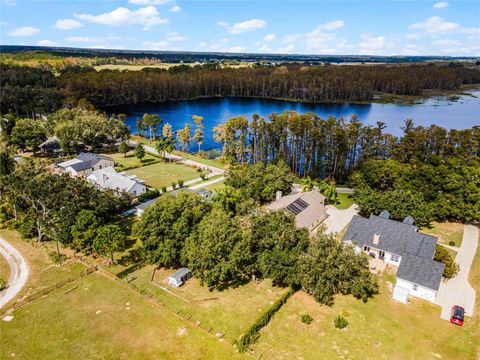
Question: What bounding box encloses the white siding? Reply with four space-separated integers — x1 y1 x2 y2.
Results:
129 182 147 196
395 278 437 303
384 252 402 267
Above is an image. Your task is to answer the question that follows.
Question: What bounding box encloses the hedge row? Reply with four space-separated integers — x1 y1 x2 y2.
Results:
236 286 296 353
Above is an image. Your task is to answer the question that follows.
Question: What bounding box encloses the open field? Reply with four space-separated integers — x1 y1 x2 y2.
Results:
95 62 254 71
0 272 242 360
125 161 200 189
173 151 226 170
251 265 480 360
202 179 226 192
423 222 464 247
129 265 286 343
334 193 355 210
101 152 159 170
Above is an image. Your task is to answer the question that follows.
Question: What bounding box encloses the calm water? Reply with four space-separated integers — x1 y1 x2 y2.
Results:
116 90 480 150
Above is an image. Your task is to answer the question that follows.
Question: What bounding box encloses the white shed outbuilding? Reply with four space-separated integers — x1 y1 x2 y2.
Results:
392 285 409 304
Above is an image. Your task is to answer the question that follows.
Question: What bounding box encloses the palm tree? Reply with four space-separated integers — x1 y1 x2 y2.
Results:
155 137 166 160
301 176 314 192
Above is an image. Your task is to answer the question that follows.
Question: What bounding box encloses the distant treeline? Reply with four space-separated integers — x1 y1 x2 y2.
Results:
2 63 480 116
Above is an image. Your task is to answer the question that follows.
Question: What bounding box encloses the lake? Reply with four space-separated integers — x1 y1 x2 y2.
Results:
116 90 480 150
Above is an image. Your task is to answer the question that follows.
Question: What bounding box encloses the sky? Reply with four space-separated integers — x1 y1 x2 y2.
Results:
1 0 479 56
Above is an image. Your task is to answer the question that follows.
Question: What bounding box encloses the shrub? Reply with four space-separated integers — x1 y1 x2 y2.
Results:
449 241 456 246
178 179 184 188
49 251 68 265
334 315 348 329
161 186 167 194
196 168 202 173
237 287 296 353
200 173 207 180
171 181 177 190
301 314 313 325
138 189 160 202
434 244 459 278
0 278 6 290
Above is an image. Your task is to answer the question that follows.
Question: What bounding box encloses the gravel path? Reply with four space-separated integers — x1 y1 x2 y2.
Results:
0 236 29 309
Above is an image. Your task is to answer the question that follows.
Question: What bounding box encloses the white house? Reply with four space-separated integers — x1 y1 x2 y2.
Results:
266 189 327 232
87 166 147 197
57 153 114 177
342 210 444 304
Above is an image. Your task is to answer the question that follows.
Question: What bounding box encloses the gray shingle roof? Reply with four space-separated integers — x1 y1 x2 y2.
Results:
396 254 444 291
343 213 444 291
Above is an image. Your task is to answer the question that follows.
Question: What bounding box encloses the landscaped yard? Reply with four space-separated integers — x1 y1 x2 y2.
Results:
334 192 355 210
101 152 159 170
129 265 287 343
423 222 464 247
202 179 226 193
251 268 480 360
125 162 200 189
0 272 242 360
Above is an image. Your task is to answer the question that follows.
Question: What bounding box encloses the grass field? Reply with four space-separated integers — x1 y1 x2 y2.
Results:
202 179 226 193
334 193 355 210
423 222 464 247
95 62 253 71
173 151 226 170
129 266 286 343
101 152 159 170
0 272 242 360
252 263 480 360
125 162 200 189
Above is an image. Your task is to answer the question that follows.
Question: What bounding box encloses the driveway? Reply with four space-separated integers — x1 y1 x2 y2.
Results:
321 204 359 235
0 236 29 309
435 224 478 320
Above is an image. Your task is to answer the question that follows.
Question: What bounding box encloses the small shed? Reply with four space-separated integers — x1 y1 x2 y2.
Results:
169 268 192 288
392 284 409 304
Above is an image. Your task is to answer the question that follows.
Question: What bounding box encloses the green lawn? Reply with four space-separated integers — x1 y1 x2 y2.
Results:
0 250 10 286
423 222 464 247
202 179 226 193
129 266 286 343
125 162 200 189
172 151 227 170
101 152 159 170
334 192 355 210
252 268 480 359
0 273 242 360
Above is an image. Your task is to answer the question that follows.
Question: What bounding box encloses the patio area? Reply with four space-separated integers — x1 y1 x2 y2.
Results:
369 257 387 274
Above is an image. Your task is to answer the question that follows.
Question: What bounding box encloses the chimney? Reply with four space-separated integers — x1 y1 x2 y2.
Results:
373 233 380 245
276 191 282 201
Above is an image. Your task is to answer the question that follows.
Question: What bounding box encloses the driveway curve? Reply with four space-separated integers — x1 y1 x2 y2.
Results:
0 236 29 309
435 224 478 320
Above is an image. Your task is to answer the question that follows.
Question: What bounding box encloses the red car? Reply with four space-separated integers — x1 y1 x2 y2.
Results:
450 305 465 326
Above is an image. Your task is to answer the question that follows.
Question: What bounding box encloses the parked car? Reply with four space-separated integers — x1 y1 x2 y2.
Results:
450 305 465 326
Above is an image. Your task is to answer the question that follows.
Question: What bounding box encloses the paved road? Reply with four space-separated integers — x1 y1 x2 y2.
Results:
0 236 29 309
322 204 359 235
435 224 478 320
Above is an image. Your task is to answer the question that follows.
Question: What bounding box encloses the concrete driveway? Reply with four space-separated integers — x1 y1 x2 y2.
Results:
435 224 478 320
321 204 359 235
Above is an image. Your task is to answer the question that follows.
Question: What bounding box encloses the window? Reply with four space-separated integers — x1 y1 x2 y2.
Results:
391 254 400 262
413 284 418 291
363 245 370 252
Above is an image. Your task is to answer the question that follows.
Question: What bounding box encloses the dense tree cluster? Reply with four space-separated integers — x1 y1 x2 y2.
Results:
58 64 480 106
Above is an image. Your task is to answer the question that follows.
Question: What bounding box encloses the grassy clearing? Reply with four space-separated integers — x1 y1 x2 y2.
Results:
125 161 200 189
467 228 480 359
173 151 227 170
334 193 355 210
423 222 464 247
101 152 159 170
252 271 479 359
202 180 226 193
95 64 178 71
129 266 286 343
0 251 10 285
0 272 242 360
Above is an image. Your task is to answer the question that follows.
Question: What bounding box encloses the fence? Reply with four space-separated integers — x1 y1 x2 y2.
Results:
0 265 97 317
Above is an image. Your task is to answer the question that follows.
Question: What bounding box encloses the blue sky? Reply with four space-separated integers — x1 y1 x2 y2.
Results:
1 0 479 56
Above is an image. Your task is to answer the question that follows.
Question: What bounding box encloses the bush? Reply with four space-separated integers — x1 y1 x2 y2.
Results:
171 181 177 190
301 314 313 325
449 241 456 246
178 179 184 188
200 173 207 180
334 315 349 329
49 251 68 265
138 189 160 202
434 244 459 278
161 186 167 194
237 287 296 353
0 278 6 290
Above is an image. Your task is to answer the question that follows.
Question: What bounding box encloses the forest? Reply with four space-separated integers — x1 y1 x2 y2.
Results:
2 62 480 117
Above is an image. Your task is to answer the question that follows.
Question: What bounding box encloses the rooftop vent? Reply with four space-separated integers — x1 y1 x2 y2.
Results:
379 210 390 219
402 216 415 226
276 191 282 201
373 233 380 245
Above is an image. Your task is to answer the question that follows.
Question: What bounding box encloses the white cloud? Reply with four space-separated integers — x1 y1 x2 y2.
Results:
405 32 422 40
54 18 83 30
432 39 462 47
219 19 266 35
433 2 448 9
278 44 295 53
410 16 459 33
38 39 58 46
66 36 97 43
305 20 351 54
282 34 301 43
76 6 169 30
264 33 276 42
198 42 207 49
227 46 245 53
8 26 39 36
143 40 170 50
318 19 344 31
128 0 169 4
169 5 181 13
258 43 273 52
166 32 187 41
358 34 394 54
